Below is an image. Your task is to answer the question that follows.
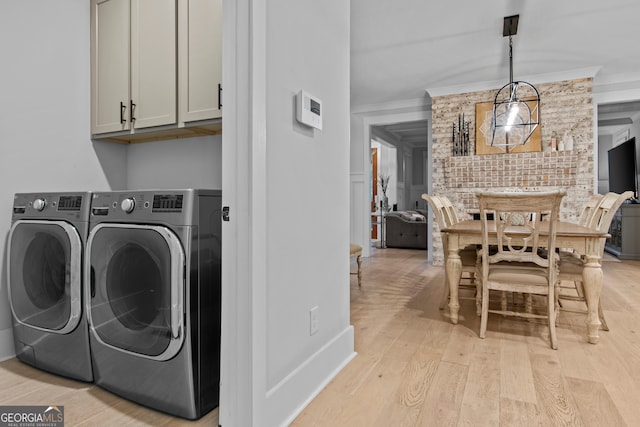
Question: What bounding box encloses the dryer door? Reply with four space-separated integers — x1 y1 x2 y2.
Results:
86 223 185 361
7 220 82 334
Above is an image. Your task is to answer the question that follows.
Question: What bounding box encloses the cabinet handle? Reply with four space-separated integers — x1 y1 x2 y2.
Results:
130 100 136 123
218 84 222 109
120 102 127 125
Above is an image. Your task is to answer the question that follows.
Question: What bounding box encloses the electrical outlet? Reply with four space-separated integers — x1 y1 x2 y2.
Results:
310 306 319 335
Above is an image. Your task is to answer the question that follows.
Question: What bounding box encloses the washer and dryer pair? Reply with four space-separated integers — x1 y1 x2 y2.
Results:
8 189 221 420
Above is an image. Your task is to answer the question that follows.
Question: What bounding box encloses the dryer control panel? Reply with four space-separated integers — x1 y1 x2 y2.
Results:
90 190 204 225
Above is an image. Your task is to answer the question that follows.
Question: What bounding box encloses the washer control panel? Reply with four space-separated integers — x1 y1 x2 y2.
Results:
11 192 89 220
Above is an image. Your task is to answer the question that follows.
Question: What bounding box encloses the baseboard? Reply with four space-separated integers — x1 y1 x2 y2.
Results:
0 327 16 362
266 325 356 427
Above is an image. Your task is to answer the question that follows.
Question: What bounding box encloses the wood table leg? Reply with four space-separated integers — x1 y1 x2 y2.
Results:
446 250 462 324
582 255 603 344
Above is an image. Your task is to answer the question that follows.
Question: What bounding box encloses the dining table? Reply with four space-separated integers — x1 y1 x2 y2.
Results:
442 219 610 344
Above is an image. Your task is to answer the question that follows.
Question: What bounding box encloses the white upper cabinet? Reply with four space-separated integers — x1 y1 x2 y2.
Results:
91 0 221 142
179 0 222 123
130 0 177 129
91 0 131 134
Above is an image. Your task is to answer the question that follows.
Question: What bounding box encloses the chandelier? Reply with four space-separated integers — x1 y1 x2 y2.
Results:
491 15 540 148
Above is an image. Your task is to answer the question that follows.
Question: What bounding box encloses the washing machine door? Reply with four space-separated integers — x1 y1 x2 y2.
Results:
86 223 185 361
7 220 82 334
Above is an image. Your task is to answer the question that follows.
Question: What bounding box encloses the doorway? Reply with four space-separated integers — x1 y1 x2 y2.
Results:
370 119 428 212
597 100 640 194
370 140 398 242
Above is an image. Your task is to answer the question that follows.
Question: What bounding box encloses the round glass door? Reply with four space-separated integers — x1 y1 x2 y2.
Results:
87 224 185 360
8 220 82 333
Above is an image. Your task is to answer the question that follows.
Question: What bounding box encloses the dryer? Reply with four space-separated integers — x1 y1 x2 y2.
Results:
7 192 93 382
85 189 221 420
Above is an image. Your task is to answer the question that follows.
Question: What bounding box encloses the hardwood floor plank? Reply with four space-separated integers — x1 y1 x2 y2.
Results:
530 352 584 426
383 317 430 362
581 332 640 425
415 319 453 355
441 324 478 367
414 360 468 427
500 340 537 404
396 354 439 409
500 397 542 426
321 356 408 427
555 327 603 382
565 377 626 427
457 338 501 427
371 402 421 427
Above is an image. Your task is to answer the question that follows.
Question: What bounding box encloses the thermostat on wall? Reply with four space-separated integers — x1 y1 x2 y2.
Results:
296 90 322 130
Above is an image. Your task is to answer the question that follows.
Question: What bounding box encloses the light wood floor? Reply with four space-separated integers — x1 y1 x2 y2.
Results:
293 247 640 426
3 248 640 426
0 355 218 426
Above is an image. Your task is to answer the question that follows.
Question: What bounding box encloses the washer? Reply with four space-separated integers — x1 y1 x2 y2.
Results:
7 192 93 382
85 189 221 420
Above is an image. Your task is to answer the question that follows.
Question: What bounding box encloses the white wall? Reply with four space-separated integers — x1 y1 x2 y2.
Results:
597 134 613 194
126 135 222 189
264 0 352 423
220 0 353 425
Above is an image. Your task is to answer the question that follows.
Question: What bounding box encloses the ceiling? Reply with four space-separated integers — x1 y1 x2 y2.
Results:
372 119 428 147
350 0 640 108
351 0 640 142
598 100 640 136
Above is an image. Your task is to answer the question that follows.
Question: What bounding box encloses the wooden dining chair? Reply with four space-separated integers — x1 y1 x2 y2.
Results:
477 190 565 349
577 193 604 227
557 194 604 260
422 194 480 312
350 243 363 287
557 190 634 330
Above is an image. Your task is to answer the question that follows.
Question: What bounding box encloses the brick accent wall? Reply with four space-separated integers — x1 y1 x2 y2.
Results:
430 78 594 264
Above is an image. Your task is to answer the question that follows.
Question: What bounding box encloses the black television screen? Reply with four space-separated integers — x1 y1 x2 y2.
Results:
608 137 637 197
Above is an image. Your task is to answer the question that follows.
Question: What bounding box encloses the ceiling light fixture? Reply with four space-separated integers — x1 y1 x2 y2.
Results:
491 15 540 148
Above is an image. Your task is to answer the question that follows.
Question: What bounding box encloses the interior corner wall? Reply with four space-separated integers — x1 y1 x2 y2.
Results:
632 121 640 195
0 1 127 360
631 118 640 141
598 134 613 194
430 78 595 264
350 114 370 252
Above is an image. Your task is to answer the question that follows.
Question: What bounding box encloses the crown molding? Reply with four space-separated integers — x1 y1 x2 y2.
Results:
350 97 430 115
426 67 601 98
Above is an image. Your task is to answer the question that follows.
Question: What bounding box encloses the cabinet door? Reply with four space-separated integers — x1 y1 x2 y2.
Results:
131 0 177 129
91 0 131 134
178 0 222 124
